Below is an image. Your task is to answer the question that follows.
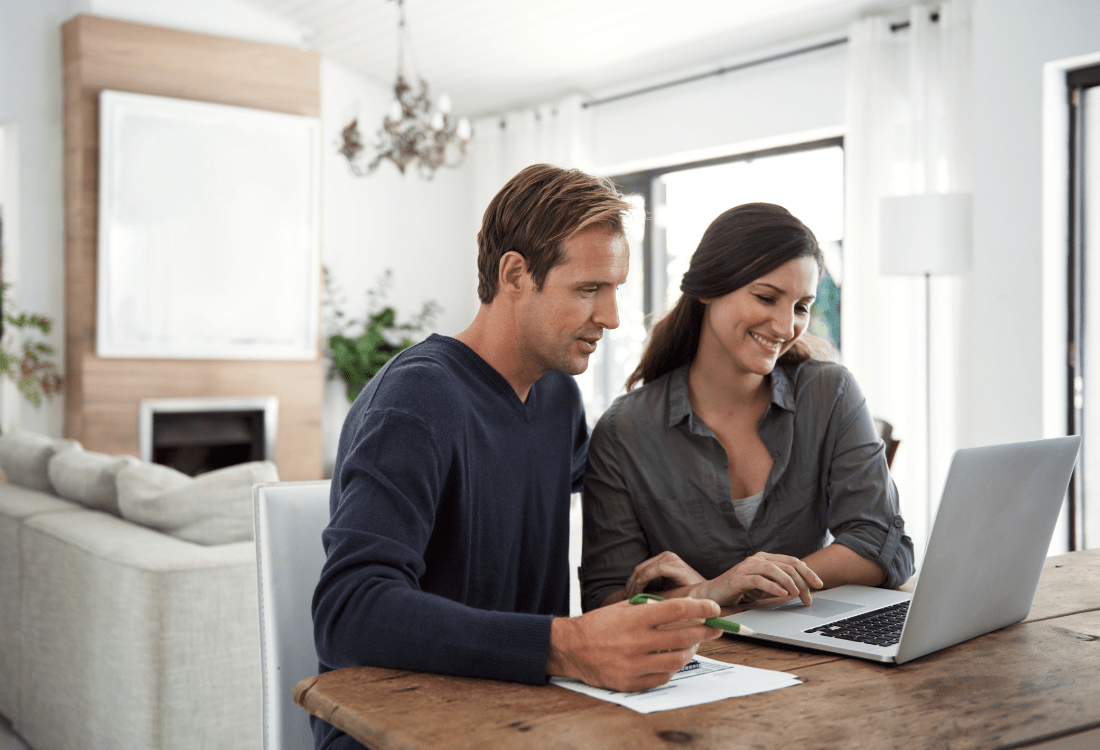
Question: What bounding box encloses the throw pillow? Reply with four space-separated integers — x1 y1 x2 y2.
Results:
117 460 279 545
0 431 81 493
47 446 139 516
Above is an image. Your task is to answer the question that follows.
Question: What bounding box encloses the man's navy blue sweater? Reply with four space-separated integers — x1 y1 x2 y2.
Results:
312 335 587 749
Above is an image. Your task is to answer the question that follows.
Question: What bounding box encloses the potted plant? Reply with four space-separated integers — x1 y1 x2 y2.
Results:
0 282 63 410
324 268 441 402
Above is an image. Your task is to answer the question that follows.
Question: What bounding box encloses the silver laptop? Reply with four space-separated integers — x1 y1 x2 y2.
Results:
725 436 1081 664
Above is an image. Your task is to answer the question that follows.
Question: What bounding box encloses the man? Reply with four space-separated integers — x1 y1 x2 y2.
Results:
313 164 723 750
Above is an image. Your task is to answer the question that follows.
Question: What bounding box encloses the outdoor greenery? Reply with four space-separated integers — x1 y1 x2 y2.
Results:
324 268 441 402
0 283 63 408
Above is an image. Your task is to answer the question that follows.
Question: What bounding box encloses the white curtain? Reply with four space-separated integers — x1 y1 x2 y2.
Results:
842 2 973 563
470 94 592 226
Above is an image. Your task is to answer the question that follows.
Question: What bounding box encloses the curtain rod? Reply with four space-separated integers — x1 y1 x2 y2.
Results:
582 17 925 109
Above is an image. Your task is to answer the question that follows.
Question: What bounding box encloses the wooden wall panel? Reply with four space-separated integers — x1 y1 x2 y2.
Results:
62 15 324 480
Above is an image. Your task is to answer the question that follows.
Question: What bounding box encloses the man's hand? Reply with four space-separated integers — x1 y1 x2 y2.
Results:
696 551 824 606
546 597 722 693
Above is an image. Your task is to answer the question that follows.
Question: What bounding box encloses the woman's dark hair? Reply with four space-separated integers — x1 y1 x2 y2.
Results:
625 202 828 390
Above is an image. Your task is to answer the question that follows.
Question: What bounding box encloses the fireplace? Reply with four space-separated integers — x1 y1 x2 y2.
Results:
139 397 278 477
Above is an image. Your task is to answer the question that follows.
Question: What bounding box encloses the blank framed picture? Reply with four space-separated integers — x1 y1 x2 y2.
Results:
96 90 321 359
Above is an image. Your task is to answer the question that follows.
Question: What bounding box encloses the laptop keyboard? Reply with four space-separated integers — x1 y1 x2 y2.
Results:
804 601 910 647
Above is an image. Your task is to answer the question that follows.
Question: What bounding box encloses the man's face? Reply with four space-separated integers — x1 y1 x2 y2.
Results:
515 224 629 378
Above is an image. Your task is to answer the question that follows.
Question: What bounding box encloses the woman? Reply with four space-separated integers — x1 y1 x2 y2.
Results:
580 202 914 612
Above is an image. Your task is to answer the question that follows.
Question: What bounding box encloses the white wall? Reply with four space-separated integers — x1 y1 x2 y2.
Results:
964 0 1100 450
589 41 848 174
0 0 81 436
86 0 304 46
320 61 477 342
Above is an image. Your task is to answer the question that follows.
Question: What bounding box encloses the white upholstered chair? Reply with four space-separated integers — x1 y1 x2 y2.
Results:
253 480 331 750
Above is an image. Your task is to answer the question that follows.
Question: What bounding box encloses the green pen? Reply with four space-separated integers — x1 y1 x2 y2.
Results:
628 593 754 635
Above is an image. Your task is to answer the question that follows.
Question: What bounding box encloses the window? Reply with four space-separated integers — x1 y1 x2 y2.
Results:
576 138 844 424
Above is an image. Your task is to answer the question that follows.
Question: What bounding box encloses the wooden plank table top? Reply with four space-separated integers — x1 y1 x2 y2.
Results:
296 550 1100 750
1025 548 1100 622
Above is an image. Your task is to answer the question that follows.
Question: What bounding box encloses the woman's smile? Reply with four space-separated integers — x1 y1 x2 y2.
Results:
749 331 784 352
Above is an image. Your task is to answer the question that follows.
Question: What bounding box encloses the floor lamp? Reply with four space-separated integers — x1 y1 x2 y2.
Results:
879 193 972 532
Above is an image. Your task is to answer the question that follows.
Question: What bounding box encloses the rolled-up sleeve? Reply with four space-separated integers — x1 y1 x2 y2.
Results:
823 373 915 589
579 410 649 612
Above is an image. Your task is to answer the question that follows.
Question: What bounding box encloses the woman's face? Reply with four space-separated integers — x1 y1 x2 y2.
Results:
700 255 820 377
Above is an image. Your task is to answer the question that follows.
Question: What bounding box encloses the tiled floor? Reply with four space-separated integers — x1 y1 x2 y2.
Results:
0 714 30 750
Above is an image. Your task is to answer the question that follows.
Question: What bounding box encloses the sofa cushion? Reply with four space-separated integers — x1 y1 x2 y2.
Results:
117 460 278 545
47 446 139 516
0 430 81 492
0 482 85 519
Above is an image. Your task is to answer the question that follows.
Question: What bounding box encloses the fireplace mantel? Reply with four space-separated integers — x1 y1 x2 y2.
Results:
61 15 323 480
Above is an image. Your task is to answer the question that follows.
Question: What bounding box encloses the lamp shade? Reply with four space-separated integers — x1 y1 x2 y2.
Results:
879 193 972 275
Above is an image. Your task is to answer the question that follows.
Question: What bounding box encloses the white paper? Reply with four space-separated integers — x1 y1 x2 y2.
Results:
550 655 801 714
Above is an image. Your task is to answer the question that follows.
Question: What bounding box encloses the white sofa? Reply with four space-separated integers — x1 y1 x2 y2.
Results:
0 431 275 750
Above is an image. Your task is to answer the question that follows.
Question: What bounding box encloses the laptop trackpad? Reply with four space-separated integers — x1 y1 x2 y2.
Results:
770 598 863 621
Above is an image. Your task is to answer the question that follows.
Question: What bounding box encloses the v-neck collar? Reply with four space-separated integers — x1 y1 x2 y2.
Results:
431 334 543 419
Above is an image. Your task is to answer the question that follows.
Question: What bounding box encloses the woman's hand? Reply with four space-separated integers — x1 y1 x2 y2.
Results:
608 550 823 609
624 551 706 599
696 551 824 606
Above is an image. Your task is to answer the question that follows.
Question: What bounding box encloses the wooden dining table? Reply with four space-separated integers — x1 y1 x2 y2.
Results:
294 549 1100 749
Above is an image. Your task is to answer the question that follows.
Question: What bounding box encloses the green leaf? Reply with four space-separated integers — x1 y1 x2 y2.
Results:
323 270 442 399
16 375 42 407
27 315 53 334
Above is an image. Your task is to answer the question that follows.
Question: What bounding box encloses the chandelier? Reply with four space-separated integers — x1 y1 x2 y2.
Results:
337 0 472 180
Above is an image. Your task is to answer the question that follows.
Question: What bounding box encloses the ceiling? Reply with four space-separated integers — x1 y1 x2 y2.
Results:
248 0 916 118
